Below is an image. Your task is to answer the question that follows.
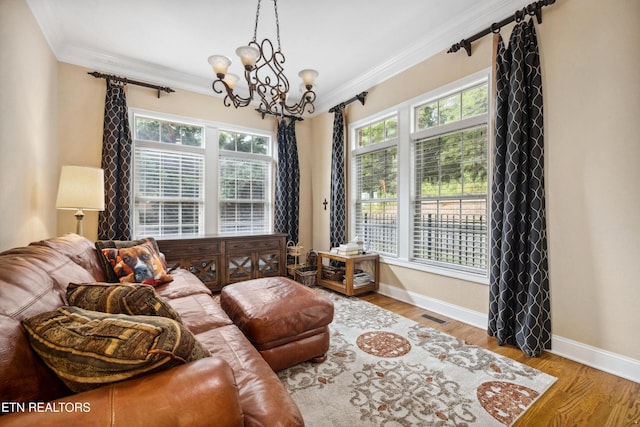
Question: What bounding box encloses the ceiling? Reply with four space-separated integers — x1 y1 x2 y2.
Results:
27 0 531 116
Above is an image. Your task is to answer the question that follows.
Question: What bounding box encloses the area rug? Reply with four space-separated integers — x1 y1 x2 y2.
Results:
277 289 556 426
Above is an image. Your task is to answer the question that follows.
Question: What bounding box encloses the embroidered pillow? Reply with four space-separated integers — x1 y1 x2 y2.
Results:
66 282 182 323
22 306 210 393
101 241 172 286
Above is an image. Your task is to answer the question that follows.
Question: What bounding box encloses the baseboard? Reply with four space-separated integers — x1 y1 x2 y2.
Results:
550 336 640 384
378 282 488 329
377 283 640 384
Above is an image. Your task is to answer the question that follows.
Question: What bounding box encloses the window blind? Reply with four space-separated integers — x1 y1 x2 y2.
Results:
218 157 271 233
134 146 204 236
412 125 488 272
354 145 398 255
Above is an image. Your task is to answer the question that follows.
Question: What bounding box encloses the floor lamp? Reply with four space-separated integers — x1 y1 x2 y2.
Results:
56 166 105 236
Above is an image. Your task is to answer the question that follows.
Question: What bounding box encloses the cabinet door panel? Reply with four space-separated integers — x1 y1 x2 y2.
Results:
188 258 219 284
257 251 281 277
227 253 253 283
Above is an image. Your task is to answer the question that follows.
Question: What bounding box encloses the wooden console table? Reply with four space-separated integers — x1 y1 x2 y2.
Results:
316 251 379 296
157 233 286 293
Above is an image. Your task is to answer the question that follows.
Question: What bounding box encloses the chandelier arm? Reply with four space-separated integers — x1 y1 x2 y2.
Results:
285 89 316 116
212 80 252 109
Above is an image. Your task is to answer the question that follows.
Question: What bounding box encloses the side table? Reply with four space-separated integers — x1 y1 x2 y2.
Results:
316 251 379 296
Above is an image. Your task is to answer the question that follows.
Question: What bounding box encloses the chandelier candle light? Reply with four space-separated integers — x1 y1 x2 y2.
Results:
208 0 318 117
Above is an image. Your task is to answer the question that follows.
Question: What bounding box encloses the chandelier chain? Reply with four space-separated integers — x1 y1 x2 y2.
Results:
252 0 281 51
252 0 261 42
274 0 281 51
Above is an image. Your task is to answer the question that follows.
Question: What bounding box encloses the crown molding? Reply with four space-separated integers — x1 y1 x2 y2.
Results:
28 0 533 117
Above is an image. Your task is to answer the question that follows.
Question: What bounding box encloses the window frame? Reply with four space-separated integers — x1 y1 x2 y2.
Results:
217 128 275 235
129 108 275 238
348 69 491 284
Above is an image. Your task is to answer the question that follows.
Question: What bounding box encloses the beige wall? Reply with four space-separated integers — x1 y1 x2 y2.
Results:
0 0 59 251
310 0 640 361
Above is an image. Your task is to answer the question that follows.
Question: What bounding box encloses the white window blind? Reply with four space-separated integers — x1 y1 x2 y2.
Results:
134 147 204 236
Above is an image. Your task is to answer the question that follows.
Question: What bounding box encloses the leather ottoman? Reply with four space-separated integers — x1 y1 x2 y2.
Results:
220 277 334 371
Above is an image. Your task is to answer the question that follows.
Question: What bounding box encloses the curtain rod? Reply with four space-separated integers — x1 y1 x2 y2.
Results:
255 108 304 121
448 0 556 57
329 91 368 113
88 71 175 98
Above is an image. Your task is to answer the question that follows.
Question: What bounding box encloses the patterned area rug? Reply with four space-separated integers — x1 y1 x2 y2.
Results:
277 289 556 426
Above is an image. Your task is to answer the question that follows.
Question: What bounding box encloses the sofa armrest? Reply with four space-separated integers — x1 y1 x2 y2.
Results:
0 357 243 427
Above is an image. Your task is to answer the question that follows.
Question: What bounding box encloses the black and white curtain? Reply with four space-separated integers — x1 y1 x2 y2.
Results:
98 80 132 240
488 20 551 357
330 108 347 249
274 119 300 244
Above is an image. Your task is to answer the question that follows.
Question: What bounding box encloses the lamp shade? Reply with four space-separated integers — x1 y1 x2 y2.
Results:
236 45 260 68
208 55 232 77
298 69 318 88
223 73 240 89
56 166 105 211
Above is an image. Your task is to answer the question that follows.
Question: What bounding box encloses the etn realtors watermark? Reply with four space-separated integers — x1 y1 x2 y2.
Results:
2 401 91 414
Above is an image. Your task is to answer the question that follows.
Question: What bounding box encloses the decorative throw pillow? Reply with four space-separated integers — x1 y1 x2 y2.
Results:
100 241 173 286
95 237 166 283
66 282 183 323
22 306 210 393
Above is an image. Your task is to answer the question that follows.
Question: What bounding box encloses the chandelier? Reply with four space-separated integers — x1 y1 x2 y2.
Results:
208 0 318 117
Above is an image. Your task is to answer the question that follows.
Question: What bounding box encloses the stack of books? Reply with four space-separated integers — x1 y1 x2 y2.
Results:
352 272 373 287
330 242 359 256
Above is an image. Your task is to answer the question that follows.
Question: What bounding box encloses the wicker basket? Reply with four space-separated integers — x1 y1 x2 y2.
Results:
295 266 317 287
287 241 304 257
287 263 303 277
321 265 343 282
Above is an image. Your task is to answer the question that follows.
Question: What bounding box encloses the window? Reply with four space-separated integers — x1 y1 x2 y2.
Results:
412 82 489 274
349 71 490 280
133 115 205 237
131 112 274 238
353 116 398 255
218 130 273 233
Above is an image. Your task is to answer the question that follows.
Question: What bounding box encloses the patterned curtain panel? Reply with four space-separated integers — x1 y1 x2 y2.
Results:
98 80 132 240
330 109 346 249
488 20 551 357
274 119 300 244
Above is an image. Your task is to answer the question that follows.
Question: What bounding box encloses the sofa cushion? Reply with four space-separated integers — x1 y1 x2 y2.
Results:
66 282 183 323
95 237 165 283
154 268 213 299
167 293 233 334
100 241 173 286
22 306 210 393
33 233 107 282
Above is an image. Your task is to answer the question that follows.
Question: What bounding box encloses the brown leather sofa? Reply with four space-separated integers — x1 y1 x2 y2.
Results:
0 234 304 426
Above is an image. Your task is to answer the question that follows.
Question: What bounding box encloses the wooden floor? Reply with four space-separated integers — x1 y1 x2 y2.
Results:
357 292 640 427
